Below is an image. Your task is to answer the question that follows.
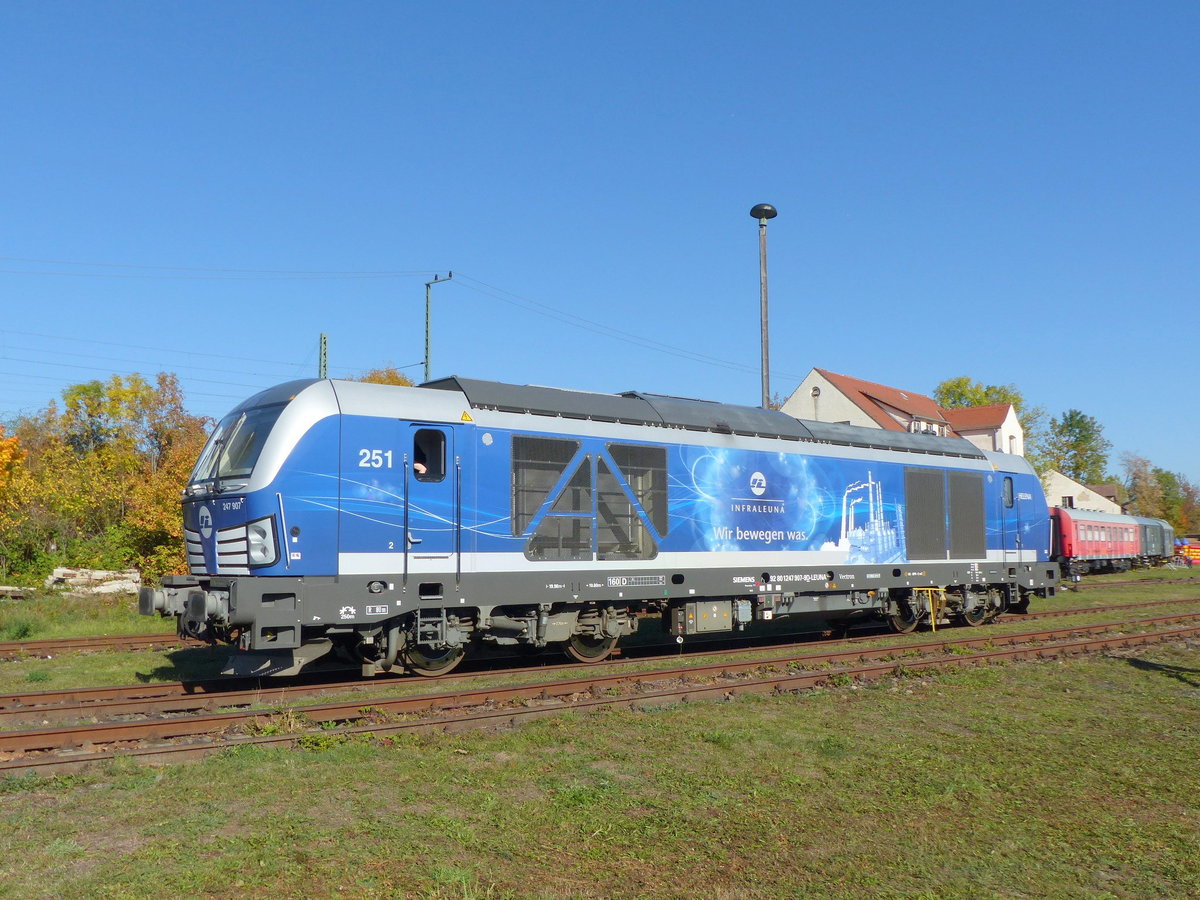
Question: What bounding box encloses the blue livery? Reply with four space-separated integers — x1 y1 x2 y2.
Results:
142 377 1059 676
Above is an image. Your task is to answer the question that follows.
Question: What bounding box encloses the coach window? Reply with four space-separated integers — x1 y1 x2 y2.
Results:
1002 477 1014 509
413 429 446 482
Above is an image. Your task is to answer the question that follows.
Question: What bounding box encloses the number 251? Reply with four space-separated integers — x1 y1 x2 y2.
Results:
358 449 393 468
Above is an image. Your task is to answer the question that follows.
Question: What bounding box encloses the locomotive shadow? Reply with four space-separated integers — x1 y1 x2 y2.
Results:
1123 656 1200 688
134 645 230 684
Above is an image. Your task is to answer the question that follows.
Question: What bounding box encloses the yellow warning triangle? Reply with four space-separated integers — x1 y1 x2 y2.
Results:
461 411 474 422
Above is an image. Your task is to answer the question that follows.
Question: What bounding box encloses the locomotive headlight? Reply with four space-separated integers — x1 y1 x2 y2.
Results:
246 516 278 566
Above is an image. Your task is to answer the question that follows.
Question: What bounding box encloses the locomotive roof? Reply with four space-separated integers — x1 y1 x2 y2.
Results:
422 376 986 460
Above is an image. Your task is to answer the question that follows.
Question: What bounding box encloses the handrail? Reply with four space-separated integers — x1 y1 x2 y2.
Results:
455 456 462 587
402 456 410 589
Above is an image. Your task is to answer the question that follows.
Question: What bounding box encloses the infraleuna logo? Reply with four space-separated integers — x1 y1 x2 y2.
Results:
749 472 767 496
198 506 213 539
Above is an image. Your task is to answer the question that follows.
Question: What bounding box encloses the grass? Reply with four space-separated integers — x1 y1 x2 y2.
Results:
0 581 1199 897
0 589 172 642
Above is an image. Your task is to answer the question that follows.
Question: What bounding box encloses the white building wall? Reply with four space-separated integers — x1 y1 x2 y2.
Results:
960 433 994 454
782 371 882 428
955 407 1025 456
999 406 1024 457
1042 470 1120 514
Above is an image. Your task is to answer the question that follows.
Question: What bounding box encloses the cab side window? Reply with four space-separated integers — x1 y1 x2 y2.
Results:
413 429 446 481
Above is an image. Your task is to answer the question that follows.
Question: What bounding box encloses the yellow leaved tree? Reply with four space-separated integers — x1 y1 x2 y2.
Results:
0 373 211 582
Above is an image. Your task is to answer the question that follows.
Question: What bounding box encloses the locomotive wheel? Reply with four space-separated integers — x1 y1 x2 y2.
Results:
958 603 988 627
404 644 466 677
886 599 921 634
984 587 1006 622
564 633 618 663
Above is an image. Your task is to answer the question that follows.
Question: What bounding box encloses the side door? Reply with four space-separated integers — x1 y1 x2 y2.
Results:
405 425 458 562
998 474 1021 564
337 416 410 577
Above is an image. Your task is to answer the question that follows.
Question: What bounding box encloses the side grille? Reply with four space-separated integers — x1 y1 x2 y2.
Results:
215 524 251 575
185 527 206 575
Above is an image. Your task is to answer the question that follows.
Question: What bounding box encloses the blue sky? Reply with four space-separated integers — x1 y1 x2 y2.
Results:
2 2 1197 483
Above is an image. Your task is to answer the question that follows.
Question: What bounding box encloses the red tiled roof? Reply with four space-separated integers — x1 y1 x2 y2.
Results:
1086 483 1121 503
815 368 948 432
943 403 1012 432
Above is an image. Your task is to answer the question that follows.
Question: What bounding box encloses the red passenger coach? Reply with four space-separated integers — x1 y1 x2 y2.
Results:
1051 507 1141 575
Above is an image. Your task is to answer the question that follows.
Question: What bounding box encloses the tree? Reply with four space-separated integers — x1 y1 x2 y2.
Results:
934 376 1017 410
1044 410 1111 484
1122 460 1199 533
1121 453 1164 518
933 376 1048 471
1176 474 1200 534
0 373 211 581
1154 467 1183 526
357 366 415 386
0 428 21 495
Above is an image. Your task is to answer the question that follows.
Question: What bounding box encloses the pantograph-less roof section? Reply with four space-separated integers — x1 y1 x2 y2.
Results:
422 376 985 459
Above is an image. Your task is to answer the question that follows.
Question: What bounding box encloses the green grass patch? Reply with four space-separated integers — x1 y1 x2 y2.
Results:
0 589 171 641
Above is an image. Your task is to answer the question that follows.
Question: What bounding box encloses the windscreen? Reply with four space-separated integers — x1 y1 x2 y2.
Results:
190 402 286 485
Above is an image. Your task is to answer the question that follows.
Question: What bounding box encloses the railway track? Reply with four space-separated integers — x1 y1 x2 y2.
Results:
1072 576 1199 589
2 579 1190 664
5 597 1200 725
3 609 1199 776
4 592 1198 663
0 631 197 660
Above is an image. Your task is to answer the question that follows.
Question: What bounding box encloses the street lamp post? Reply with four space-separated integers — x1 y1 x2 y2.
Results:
749 204 778 408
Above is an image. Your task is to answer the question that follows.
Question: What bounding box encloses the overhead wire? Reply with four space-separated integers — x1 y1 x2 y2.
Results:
451 273 808 381
0 327 381 377
0 355 269 390
1 255 804 414
0 255 438 278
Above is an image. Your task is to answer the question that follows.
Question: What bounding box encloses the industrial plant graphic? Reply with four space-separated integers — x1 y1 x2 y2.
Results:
819 471 904 564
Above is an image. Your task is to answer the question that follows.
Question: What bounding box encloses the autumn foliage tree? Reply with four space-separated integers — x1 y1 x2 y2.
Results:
0 428 21 494
933 376 1048 472
0 373 210 582
1123 453 1199 533
356 366 415 386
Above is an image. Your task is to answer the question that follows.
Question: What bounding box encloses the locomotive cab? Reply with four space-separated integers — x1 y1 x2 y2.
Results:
139 379 348 674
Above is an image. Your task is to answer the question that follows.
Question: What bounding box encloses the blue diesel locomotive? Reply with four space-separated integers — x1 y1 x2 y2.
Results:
140 377 1059 676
